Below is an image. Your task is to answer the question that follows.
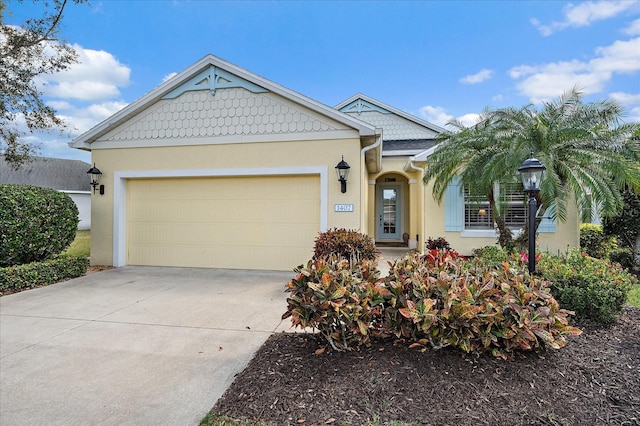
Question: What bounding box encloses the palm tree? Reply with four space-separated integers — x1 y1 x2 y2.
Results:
424 110 521 249
424 88 640 250
494 88 640 231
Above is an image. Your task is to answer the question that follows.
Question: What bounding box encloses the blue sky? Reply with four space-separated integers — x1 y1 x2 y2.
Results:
6 0 640 163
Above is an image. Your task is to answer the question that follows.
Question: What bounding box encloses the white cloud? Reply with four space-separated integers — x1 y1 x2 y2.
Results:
456 113 481 127
57 101 128 135
418 106 479 128
532 0 640 36
623 18 640 35
419 105 453 127
23 44 132 160
627 106 640 122
459 69 493 85
41 45 131 101
592 37 640 74
609 91 640 105
509 37 640 103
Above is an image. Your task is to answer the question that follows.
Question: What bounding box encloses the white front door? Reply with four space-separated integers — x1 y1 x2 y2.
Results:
376 184 402 240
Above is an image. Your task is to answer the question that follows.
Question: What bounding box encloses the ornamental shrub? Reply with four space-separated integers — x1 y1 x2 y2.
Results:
579 223 617 260
609 247 635 271
283 249 582 359
538 249 637 324
0 184 79 267
425 236 451 251
0 255 88 293
282 258 385 350
312 228 379 266
472 245 507 263
383 251 581 359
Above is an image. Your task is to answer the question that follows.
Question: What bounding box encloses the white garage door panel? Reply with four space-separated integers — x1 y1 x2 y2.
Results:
127 175 320 270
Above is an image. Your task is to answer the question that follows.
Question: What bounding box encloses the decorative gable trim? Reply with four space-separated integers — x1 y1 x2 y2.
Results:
69 54 378 151
336 93 448 134
338 98 391 115
162 65 267 99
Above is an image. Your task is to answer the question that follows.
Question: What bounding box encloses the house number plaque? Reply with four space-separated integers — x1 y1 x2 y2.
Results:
334 204 354 212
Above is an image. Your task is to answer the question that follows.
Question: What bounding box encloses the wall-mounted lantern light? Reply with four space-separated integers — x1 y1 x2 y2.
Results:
335 156 350 193
87 163 104 195
518 151 546 273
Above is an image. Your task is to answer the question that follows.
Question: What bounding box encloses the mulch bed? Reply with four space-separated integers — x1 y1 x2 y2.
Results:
213 307 640 425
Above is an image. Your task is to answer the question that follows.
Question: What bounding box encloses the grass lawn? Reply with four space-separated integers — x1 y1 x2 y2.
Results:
64 230 90 258
628 284 640 307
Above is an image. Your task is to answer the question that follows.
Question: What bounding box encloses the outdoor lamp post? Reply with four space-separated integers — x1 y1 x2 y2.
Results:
335 156 350 193
518 151 546 273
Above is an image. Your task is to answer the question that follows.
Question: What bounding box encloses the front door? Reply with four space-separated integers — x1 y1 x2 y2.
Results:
376 184 402 240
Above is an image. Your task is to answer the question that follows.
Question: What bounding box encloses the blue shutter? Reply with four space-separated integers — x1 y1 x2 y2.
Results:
444 178 464 231
538 206 556 233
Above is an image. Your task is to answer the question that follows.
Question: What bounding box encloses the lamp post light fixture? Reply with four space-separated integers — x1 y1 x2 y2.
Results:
87 163 104 195
518 151 546 274
335 156 350 193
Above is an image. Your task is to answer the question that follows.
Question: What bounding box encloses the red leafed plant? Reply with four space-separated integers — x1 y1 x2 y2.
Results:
281 258 386 350
422 249 466 269
282 242 583 359
383 252 582 359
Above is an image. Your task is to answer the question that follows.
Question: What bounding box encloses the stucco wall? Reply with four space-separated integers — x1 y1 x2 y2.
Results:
89 137 362 265
422 180 580 256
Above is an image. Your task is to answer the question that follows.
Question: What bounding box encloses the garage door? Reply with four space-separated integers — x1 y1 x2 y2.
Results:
126 175 320 270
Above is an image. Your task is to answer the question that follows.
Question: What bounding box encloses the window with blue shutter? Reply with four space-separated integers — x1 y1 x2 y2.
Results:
444 178 464 231
538 207 556 233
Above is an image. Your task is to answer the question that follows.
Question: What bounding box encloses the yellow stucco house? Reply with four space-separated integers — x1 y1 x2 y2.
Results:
70 54 578 270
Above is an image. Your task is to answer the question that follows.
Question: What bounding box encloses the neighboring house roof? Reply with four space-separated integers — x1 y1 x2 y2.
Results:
69 54 380 151
0 155 91 191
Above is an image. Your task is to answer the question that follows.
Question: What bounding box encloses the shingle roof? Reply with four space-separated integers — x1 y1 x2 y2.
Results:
383 139 438 152
0 155 91 191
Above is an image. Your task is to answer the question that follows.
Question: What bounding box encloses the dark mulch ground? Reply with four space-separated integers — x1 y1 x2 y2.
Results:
213 308 640 425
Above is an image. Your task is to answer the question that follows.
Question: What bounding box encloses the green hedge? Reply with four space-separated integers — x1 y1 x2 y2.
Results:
538 249 636 324
579 223 617 260
0 255 88 293
0 184 79 266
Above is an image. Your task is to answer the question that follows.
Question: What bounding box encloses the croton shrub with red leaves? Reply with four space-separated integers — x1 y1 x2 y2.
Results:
282 258 386 351
283 247 582 359
312 228 379 266
384 251 582 359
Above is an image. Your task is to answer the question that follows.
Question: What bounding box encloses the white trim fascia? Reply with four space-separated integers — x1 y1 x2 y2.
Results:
60 190 91 195
70 54 377 150
413 144 440 162
336 93 448 134
87 129 360 150
460 228 523 238
112 166 328 267
382 150 422 157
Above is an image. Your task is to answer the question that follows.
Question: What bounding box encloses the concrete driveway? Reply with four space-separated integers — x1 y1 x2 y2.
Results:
0 266 293 426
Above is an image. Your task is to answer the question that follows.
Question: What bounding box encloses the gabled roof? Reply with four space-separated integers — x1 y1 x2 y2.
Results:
0 155 90 191
69 54 379 150
335 93 447 136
